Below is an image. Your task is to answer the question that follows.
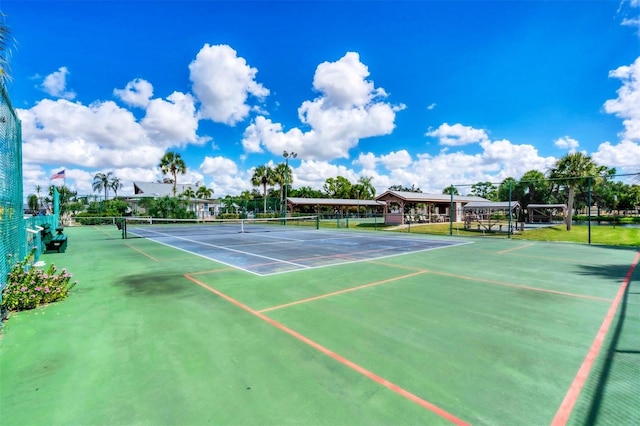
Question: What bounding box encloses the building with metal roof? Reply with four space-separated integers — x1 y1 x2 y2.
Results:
374 190 488 225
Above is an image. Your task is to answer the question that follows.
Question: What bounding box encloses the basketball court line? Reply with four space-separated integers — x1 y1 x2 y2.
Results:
184 273 470 425
551 251 640 425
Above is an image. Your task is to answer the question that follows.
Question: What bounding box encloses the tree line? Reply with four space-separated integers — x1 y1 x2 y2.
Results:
29 151 639 224
445 153 639 230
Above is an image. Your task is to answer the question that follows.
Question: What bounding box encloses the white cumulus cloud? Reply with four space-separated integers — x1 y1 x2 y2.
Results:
189 44 269 125
425 123 490 146
379 150 413 169
604 56 640 142
241 52 404 161
41 67 76 100
114 78 154 108
554 136 580 151
141 91 204 147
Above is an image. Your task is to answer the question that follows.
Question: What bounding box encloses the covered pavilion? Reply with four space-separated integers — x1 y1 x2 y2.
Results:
527 203 567 224
375 190 488 225
463 201 522 232
285 197 385 217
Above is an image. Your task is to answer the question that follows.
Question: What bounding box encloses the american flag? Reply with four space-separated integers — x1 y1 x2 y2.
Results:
50 169 65 180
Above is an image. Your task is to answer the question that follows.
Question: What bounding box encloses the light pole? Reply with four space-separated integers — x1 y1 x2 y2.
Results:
282 150 297 219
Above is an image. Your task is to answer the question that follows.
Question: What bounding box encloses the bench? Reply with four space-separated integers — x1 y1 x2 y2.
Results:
41 225 68 253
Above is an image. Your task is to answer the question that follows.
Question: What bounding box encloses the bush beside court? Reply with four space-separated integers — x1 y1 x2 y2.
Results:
1 249 77 314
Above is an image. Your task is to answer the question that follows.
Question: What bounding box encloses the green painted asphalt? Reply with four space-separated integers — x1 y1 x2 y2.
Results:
0 225 638 425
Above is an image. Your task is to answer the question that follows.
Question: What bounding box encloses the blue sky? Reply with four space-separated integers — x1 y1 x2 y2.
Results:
4 0 640 199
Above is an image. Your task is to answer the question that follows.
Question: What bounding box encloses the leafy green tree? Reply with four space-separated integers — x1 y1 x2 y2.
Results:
442 185 459 196
497 177 522 201
548 152 606 230
388 184 421 193
159 151 187 196
65 200 86 215
470 181 498 201
323 176 352 198
290 186 323 198
141 196 194 219
92 171 113 200
27 194 39 212
48 185 77 216
517 170 551 206
251 165 275 213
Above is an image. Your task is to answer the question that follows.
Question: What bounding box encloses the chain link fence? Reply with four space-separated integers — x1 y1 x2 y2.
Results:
0 84 58 314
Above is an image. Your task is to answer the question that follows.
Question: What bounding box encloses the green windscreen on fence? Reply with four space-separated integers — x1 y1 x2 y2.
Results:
0 83 25 299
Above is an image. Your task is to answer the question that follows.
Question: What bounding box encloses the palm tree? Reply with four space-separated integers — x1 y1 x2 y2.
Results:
159 151 187 196
356 176 375 199
181 187 197 214
196 185 213 199
0 16 14 85
181 187 196 199
548 152 605 230
273 162 292 208
110 176 123 198
34 185 43 210
251 165 275 213
92 171 113 200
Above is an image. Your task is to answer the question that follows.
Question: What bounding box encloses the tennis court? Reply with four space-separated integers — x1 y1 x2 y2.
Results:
123 216 469 275
0 223 638 425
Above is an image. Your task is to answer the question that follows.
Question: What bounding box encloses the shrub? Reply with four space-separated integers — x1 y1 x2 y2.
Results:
1 249 77 312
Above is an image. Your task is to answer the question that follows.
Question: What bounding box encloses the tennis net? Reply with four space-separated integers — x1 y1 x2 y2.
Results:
122 215 319 239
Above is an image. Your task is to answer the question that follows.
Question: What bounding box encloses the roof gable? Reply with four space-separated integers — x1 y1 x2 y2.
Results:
133 182 196 197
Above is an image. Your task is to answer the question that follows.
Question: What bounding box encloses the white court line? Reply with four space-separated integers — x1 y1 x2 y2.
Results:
259 240 474 277
129 226 473 277
129 227 311 270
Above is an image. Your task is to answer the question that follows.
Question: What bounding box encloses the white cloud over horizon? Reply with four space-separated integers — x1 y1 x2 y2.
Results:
425 123 490 146
241 52 405 161
554 136 580 151
17 49 640 202
40 67 76 100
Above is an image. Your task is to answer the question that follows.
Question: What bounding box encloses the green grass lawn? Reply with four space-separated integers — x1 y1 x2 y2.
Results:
355 221 640 247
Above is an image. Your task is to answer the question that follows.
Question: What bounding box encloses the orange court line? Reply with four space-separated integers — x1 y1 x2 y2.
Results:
370 260 611 302
258 270 429 313
184 273 470 425
92 225 116 237
497 242 535 255
430 269 612 303
188 267 236 276
125 243 159 262
551 251 640 425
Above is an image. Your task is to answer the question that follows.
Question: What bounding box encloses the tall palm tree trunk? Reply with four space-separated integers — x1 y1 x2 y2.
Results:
262 183 267 213
566 186 575 231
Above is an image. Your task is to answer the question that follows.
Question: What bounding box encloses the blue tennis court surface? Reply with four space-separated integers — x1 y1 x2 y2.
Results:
127 226 470 275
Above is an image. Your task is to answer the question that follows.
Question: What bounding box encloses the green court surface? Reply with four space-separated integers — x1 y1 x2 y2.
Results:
1 225 638 425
